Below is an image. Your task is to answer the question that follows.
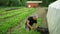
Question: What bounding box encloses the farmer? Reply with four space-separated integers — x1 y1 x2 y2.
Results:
25 15 38 30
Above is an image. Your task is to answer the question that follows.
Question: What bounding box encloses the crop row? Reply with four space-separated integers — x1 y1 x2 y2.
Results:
0 8 31 19
0 8 36 34
11 18 42 34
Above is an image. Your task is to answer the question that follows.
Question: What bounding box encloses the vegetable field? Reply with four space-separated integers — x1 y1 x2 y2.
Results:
0 7 43 34
0 7 37 34
11 18 42 34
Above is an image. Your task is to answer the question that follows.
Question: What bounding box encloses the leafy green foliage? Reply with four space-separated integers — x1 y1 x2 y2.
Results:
28 0 40 1
0 7 36 34
0 0 27 6
11 18 42 34
0 0 56 6
42 0 56 7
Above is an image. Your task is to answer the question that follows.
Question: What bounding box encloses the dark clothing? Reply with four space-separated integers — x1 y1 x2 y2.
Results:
26 17 37 26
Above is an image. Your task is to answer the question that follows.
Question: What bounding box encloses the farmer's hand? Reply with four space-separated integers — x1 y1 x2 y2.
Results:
34 23 38 28
31 27 34 30
36 25 38 28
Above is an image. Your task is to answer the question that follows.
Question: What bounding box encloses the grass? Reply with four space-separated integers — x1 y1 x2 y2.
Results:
0 7 37 34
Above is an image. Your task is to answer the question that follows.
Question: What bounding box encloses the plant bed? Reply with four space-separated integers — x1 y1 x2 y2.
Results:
10 18 42 34
0 8 37 34
5 7 20 11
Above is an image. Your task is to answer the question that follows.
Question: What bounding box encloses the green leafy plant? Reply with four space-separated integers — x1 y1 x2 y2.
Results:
0 8 37 34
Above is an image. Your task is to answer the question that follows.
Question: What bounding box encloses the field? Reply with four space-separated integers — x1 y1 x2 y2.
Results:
10 18 42 34
0 7 42 34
